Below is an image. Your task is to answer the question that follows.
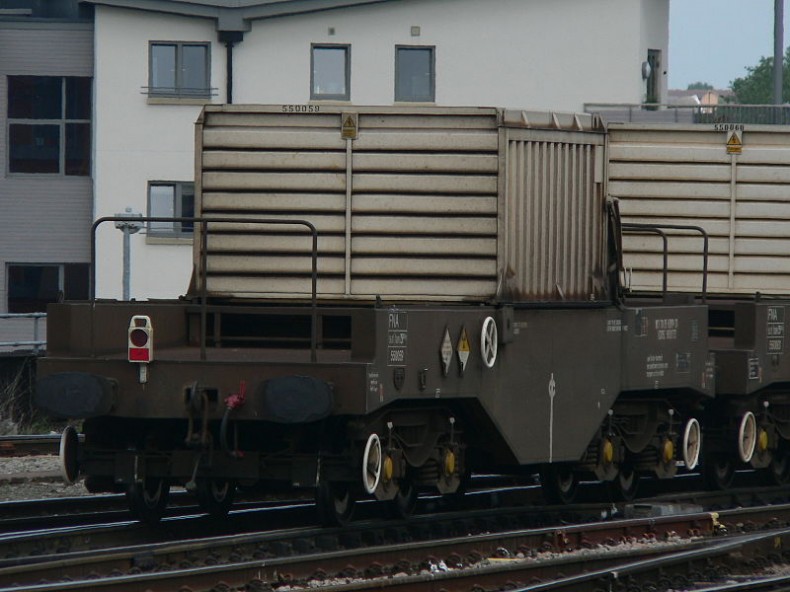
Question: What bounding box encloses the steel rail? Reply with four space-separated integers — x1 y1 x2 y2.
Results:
0 509 718 591
0 435 62 457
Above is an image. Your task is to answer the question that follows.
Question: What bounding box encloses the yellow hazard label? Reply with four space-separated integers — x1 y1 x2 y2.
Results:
726 131 742 154
457 328 470 353
341 113 358 139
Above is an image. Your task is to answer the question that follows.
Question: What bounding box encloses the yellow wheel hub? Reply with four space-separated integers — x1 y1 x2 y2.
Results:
383 455 394 482
444 450 456 476
662 439 674 464
602 438 614 465
758 428 769 452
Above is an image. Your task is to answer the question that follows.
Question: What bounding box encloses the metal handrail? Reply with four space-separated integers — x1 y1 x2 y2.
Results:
0 313 46 354
621 223 709 302
622 227 668 298
90 216 319 362
585 102 790 125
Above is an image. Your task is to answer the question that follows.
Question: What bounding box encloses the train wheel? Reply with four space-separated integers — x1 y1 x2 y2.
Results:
682 418 702 471
540 464 579 504
127 478 170 524
704 455 735 490
738 412 757 463
316 481 355 526
196 479 236 518
388 479 418 519
362 433 383 495
768 449 790 485
609 465 639 501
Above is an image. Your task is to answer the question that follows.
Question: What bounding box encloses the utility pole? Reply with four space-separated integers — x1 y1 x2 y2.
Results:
775 0 784 104
114 207 143 300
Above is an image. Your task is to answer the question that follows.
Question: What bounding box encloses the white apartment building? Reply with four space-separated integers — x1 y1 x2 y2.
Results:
87 0 669 299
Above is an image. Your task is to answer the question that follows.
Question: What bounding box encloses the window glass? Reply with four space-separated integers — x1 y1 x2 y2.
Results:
182 45 208 94
8 76 61 119
9 124 60 173
395 47 435 102
180 184 195 233
7 265 60 313
312 46 349 100
151 44 177 91
65 123 91 176
65 77 92 119
7 76 91 176
149 42 210 97
148 182 195 237
150 184 176 232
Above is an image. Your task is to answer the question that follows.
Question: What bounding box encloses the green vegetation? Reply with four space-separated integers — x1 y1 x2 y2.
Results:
731 47 790 103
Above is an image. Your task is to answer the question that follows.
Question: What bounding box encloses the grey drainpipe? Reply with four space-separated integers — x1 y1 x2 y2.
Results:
219 30 245 104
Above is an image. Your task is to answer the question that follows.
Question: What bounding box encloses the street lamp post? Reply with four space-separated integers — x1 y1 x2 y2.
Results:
775 0 784 105
114 207 143 301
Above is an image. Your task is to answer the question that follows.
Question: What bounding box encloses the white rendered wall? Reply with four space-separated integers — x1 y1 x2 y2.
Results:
93 6 223 299
92 0 668 299
235 0 663 109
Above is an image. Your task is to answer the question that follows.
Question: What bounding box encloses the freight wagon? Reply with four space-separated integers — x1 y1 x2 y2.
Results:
34 106 789 523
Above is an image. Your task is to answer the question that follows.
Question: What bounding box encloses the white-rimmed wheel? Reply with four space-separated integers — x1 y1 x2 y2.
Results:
362 433 382 495
480 317 498 368
59 425 79 485
738 411 757 463
682 418 702 470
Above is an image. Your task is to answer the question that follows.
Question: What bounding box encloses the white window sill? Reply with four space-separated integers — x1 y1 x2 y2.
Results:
146 235 193 245
147 97 213 106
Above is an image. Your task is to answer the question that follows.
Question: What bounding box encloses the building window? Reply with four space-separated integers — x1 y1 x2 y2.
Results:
7 263 89 313
311 44 350 101
395 46 435 102
149 42 211 97
148 182 195 237
7 76 91 175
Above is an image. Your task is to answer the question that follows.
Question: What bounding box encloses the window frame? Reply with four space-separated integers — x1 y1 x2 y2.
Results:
148 41 212 98
310 43 351 101
394 45 436 103
146 181 195 239
6 76 92 176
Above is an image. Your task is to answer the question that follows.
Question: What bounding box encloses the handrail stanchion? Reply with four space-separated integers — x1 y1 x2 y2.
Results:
91 216 320 361
621 222 709 302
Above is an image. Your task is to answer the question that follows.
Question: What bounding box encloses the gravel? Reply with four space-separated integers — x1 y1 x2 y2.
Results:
0 455 92 501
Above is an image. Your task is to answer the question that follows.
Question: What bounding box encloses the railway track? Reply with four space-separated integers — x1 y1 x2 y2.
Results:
0 434 68 457
3 498 790 592
5 438 790 590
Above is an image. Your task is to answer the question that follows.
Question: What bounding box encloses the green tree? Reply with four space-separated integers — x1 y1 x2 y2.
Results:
731 46 790 103
687 82 713 90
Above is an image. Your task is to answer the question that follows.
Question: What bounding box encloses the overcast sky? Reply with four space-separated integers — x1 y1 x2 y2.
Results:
669 0 788 89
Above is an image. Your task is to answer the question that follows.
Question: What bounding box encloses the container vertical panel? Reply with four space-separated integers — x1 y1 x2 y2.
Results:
503 130 606 302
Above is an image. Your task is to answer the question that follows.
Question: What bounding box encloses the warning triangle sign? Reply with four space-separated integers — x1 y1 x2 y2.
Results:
341 114 358 139
726 131 742 154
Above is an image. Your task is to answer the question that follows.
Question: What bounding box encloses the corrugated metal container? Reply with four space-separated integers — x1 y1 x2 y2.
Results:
609 123 790 296
193 105 606 303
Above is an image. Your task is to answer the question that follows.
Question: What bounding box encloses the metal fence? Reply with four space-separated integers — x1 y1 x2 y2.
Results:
585 103 790 125
0 313 46 355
